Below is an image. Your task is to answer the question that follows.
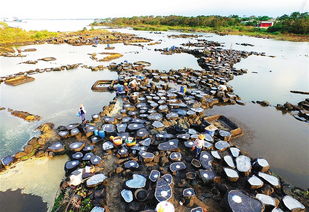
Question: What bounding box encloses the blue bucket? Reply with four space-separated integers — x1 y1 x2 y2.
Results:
98 130 105 139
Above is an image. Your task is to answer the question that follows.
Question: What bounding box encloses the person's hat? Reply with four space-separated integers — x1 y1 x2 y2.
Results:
156 201 175 212
198 134 205 140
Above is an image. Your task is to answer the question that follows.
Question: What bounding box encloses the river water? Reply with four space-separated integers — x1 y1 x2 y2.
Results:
0 20 308 210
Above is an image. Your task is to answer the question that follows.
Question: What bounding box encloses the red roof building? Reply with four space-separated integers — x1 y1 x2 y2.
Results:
259 21 274 28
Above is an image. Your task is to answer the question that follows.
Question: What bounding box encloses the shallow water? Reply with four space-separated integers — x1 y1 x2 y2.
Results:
207 103 309 189
0 156 68 209
0 68 117 158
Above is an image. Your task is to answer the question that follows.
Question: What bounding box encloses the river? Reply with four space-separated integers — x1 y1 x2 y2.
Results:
0 19 308 210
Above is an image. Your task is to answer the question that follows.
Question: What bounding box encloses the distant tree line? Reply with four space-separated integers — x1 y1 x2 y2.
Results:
95 12 309 34
267 12 309 34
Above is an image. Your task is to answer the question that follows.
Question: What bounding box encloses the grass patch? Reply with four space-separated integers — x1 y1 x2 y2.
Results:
100 52 123 62
51 193 64 212
0 22 59 45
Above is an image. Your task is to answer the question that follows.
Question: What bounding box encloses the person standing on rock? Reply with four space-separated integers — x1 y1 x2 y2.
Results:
193 134 205 158
78 104 87 124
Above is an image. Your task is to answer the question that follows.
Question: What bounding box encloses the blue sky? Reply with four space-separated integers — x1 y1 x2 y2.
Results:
1 0 308 19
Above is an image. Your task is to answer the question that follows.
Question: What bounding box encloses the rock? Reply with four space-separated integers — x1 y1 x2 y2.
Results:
255 194 278 209
139 138 151 146
5 76 35 86
257 100 270 107
161 174 173 185
102 141 114 151
102 124 116 134
48 142 65 153
224 155 235 169
199 151 213 169
83 145 94 152
149 170 161 182
148 113 163 121
58 130 69 138
169 152 182 161
116 123 127 133
235 155 251 175
271 208 283 212
72 152 83 160
39 57 56 62
128 123 144 131
155 179 172 202
83 152 94 161
169 162 186 172
117 147 128 158
177 134 190 140
282 195 305 211
86 173 107 187
65 160 80 171
121 189 133 203
184 140 195 148
158 139 179 151
258 172 280 188
139 151 154 163
136 128 149 139
124 160 139 169
69 142 85 152
248 175 264 189
215 140 230 151
219 130 232 141
211 150 221 160
91 206 105 212
166 112 179 120
183 188 195 198
191 207 203 212
230 147 240 158
223 167 239 182
224 190 264 212
152 121 165 129
70 128 80 136
199 169 215 183
126 174 146 188
90 155 102 165
253 158 270 172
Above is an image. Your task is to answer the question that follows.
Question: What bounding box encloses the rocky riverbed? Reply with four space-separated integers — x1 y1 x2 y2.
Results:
0 30 308 212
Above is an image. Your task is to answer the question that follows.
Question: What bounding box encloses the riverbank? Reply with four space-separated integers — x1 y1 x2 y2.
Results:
92 23 309 42
0 22 151 55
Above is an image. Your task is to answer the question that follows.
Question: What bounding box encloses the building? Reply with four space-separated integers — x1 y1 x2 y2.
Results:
258 21 274 28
